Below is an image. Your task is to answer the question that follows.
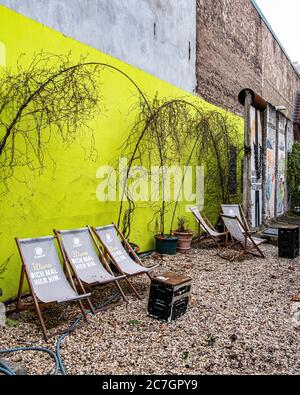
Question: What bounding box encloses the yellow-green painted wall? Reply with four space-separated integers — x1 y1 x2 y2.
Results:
0 6 243 301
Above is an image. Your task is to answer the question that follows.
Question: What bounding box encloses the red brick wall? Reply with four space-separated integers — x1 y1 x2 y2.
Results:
196 0 300 119
261 23 300 119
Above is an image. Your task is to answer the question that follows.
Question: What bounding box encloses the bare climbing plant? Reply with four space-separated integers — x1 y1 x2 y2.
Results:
117 95 199 237
0 51 151 194
0 52 108 191
0 255 13 282
199 110 243 204
117 96 243 238
0 262 7 280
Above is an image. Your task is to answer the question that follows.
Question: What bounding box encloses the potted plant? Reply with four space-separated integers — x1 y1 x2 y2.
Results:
173 217 194 252
154 209 178 256
154 234 178 256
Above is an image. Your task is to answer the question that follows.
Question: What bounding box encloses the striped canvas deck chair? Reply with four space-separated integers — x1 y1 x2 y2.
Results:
15 236 91 341
54 227 128 313
221 204 256 234
92 224 159 299
190 207 227 248
220 215 266 262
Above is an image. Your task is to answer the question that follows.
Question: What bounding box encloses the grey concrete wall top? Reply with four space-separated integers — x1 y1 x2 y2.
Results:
1 0 197 93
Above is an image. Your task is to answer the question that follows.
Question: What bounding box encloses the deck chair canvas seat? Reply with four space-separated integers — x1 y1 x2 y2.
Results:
221 204 256 234
220 215 266 261
92 224 159 299
190 207 227 248
55 227 127 311
251 237 266 246
16 236 90 341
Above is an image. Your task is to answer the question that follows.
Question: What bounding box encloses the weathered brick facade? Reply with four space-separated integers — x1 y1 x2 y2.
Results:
196 0 300 120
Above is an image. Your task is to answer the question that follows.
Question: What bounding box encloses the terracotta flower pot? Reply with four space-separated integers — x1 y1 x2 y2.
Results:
173 231 194 252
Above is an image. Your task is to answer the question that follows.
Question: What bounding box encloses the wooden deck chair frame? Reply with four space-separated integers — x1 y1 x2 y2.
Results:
221 204 256 234
220 215 266 262
15 237 90 342
291 293 300 302
190 207 228 248
92 223 159 300
54 227 128 314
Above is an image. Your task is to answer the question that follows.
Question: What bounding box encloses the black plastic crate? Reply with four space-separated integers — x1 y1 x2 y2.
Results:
148 297 189 322
149 283 191 305
148 272 191 323
278 226 299 260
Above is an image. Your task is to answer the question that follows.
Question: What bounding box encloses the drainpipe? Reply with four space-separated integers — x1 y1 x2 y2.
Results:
243 90 253 224
274 111 279 218
284 119 289 213
261 105 268 223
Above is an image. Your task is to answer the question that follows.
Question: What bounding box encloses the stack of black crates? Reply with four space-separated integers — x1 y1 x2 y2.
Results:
278 225 299 260
148 272 192 323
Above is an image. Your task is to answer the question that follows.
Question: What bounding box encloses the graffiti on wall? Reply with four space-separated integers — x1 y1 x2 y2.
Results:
286 121 294 153
277 115 286 216
265 106 276 219
264 106 294 220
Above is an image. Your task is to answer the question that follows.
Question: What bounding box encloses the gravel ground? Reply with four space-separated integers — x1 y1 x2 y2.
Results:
1 242 300 375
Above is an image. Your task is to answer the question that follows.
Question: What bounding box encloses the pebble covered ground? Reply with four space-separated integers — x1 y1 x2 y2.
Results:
1 242 300 375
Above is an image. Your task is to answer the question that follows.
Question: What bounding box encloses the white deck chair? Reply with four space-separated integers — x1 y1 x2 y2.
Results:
221 204 256 234
54 227 128 313
220 215 266 261
92 224 159 299
190 207 227 248
15 236 91 341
